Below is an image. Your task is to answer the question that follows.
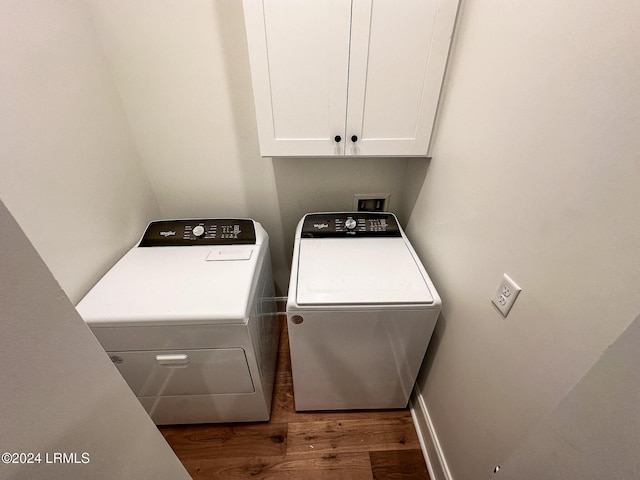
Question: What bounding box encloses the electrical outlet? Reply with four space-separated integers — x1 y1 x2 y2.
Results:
492 274 521 317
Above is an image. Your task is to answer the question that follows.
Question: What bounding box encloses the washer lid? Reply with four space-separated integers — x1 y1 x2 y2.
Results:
295 237 434 305
76 245 261 327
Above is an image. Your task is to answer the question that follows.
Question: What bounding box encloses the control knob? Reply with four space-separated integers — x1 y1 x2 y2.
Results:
345 218 357 230
192 225 206 237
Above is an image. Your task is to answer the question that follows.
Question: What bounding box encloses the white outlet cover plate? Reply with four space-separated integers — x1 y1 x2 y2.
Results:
492 273 521 317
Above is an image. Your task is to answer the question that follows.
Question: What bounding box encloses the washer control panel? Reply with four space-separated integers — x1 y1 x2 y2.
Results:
301 213 401 238
139 219 256 246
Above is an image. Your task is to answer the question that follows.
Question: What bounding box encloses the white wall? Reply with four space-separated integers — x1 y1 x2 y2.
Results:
272 156 419 270
85 0 255 219
86 0 289 287
0 0 160 303
406 1 640 478
0 200 190 480
496 314 640 479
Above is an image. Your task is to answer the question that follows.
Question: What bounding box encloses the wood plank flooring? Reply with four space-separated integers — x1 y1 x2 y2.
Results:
160 317 430 480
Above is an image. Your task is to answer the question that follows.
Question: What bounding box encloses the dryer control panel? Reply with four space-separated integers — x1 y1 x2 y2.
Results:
301 213 401 238
139 219 256 246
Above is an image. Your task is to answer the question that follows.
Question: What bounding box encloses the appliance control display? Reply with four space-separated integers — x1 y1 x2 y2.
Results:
301 213 401 238
139 219 256 246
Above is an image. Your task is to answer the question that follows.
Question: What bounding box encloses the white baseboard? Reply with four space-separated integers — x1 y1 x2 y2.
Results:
410 389 453 480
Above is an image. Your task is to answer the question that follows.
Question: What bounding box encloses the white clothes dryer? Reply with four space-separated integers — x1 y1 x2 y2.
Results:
76 219 279 425
286 212 441 411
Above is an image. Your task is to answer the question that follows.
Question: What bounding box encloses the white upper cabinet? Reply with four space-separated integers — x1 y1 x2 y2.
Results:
243 0 459 157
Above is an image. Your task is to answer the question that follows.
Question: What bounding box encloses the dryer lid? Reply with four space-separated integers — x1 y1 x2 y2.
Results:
77 244 262 326
295 237 434 305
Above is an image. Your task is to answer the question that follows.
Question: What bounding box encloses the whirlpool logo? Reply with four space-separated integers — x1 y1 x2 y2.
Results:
313 223 329 229
160 231 176 237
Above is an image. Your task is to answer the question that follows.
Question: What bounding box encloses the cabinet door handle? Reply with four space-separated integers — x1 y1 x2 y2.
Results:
351 135 358 142
334 135 342 143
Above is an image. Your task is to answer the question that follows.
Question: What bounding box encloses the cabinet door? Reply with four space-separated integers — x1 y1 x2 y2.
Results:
244 0 352 157
346 0 458 156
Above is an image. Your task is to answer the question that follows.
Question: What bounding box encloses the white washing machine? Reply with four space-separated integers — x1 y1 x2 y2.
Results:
286 212 441 411
76 218 279 425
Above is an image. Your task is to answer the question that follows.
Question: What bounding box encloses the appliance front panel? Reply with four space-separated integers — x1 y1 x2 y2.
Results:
287 307 438 410
109 348 254 397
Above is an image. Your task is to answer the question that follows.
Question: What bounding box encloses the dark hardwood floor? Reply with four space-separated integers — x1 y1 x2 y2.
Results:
160 316 430 479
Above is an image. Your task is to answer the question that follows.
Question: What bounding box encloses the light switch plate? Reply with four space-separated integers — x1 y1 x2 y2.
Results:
492 274 521 317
